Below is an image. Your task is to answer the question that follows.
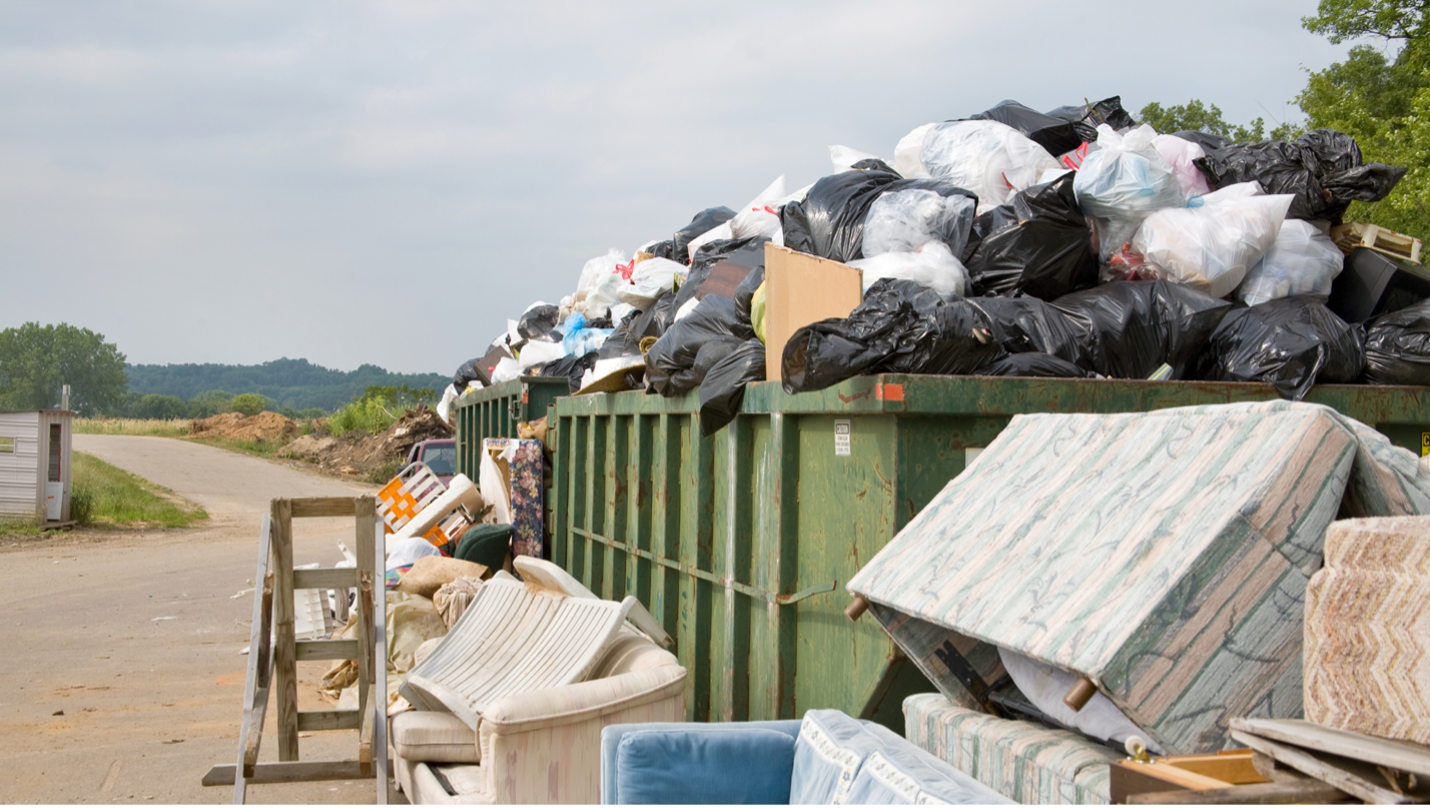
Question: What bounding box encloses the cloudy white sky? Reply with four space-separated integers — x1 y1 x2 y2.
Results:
1 1 1357 376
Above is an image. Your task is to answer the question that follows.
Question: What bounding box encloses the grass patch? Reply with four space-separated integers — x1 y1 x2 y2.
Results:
184 435 284 460
68 451 208 529
75 417 190 437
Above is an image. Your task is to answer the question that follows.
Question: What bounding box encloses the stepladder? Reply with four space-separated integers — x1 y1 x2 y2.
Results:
201 496 389 804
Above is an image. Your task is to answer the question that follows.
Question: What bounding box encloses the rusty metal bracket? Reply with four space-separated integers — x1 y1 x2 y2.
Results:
776 581 837 606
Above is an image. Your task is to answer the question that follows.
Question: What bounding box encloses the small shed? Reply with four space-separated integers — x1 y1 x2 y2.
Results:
0 410 74 522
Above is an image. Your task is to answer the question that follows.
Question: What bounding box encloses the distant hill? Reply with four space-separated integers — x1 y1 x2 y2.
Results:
125 358 450 412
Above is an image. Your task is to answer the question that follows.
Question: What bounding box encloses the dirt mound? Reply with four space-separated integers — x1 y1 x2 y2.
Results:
281 405 453 481
191 411 300 444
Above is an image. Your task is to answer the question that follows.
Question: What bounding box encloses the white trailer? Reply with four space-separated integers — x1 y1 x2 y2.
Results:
0 410 74 522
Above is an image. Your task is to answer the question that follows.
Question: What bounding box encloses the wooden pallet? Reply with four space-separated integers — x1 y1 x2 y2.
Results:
1333 222 1424 266
201 497 388 804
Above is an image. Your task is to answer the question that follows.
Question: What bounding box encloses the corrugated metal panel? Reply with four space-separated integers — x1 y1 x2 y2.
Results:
0 412 41 516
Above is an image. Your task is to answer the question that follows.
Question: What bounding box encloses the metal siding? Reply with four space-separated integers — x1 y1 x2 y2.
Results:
0 412 42 516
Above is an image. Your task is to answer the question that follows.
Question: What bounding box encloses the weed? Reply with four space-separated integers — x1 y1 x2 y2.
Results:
74 418 190 437
68 452 207 529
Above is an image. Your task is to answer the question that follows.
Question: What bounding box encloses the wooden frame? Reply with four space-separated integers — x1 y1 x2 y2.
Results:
202 496 387 804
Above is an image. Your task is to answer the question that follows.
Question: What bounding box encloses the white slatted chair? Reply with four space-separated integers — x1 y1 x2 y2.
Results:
400 578 637 730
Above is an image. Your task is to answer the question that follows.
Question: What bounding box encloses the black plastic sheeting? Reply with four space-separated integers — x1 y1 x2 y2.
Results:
698 338 766 436
672 207 736 265
1172 130 1231 153
1194 130 1407 222
537 351 598 393
645 295 752 397
1363 301 1430 385
1199 296 1366 400
516 304 561 341
976 352 1094 378
962 173 1098 300
1045 96 1136 142
781 279 1005 394
780 167 978 263
970 100 1085 157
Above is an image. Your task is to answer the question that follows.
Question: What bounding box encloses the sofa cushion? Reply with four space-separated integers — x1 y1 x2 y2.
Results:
392 710 480 764
790 709 885 804
855 723 1015 804
615 727 795 804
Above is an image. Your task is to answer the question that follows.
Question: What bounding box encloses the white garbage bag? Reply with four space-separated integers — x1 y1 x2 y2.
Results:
1237 220 1345 306
1132 182 1295 298
905 120 1060 213
849 241 969 299
575 249 628 316
1075 124 1186 260
861 187 977 258
617 256 684 309
1152 134 1212 198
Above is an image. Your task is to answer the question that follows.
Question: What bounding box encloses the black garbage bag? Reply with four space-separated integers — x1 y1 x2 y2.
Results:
643 239 677 261
1199 296 1366 400
537 351 598 393
781 279 1005 394
971 100 1084 157
1053 280 1233 379
673 207 736 265
780 168 978 263
1045 96 1136 141
962 174 1098 300
1194 130 1408 222
698 339 766 436
975 296 1085 363
517 304 561 341
734 265 764 325
1173 130 1231 152
622 291 681 351
976 352 1095 378
675 236 768 311
645 295 752 396
1360 302 1430 385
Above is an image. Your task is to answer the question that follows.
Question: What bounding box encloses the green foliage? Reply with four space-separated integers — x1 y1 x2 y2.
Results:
228 393 268 417
1136 99 1299 143
0 323 127 415
187 390 234 418
325 385 436 436
129 393 189 420
122 358 448 412
1298 0 1430 242
69 451 207 528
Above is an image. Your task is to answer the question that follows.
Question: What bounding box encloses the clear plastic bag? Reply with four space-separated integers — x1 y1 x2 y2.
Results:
617 256 684 309
1132 183 1294 299
850 240 969 299
908 120 1060 213
861 187 977 257
1236 220 1344 306
575 248 628 315
1151 134 1212 198
1074 124 1186 260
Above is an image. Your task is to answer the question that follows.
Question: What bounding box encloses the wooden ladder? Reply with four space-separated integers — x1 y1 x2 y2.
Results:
202 496 388 804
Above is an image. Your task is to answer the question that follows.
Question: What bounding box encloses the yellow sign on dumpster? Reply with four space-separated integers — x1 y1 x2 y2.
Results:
1422 432 1429 456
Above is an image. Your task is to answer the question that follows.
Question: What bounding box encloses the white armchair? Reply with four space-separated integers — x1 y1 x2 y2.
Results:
393 629 686 804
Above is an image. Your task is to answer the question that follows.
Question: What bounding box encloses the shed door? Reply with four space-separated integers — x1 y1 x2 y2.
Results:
48 424 61 482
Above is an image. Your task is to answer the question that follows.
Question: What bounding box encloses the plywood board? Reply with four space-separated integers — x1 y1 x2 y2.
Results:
763 244 862 382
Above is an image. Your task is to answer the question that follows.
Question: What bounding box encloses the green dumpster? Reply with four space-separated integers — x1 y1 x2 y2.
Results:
453 375 569 481
549 374 1430 733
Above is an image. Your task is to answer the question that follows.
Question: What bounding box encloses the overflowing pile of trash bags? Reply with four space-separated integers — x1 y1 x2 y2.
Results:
442 95 1421 434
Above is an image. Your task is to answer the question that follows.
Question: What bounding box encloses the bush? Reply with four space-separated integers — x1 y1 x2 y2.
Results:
229 393 267 417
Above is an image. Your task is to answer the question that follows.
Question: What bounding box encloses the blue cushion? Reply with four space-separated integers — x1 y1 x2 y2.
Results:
615 728 796 805
789 709 884 805
850 723 1015 805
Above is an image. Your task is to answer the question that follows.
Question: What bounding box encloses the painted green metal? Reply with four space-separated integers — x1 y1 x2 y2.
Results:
550 374 1430 734
453 376 569 482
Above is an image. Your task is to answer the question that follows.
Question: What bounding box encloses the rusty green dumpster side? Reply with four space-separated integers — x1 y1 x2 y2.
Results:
453 376 568 481
548 374 1430 733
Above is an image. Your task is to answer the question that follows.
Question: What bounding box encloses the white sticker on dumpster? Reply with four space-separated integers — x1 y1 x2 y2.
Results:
835 420 851 456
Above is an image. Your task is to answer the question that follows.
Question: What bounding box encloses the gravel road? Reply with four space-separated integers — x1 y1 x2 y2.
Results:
0 435 400 804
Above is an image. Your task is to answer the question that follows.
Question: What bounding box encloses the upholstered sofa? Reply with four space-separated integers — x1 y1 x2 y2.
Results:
392 628 686 804
600 709 1013 805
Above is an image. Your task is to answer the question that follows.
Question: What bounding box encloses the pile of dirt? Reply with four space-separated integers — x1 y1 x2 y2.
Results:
190 411 300 444
281 405 453 481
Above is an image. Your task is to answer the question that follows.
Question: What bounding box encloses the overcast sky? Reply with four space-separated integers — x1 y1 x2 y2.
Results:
0 1 1358 377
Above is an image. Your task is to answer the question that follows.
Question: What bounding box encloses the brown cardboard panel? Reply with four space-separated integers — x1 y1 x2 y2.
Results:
764 244 863 381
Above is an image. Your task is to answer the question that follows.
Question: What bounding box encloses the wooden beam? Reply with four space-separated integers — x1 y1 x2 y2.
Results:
270 499 299 762
291 497 358 518
292 568 358 591
1232 729 1420 805
294 639 360 662
1126 780 1350 805
233 515 273 804
1231 718 1430 779
203 760 368 786
242 684 270 776
296 710 361 732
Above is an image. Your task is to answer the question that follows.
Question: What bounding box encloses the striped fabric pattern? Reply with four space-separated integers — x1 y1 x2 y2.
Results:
1305 516 1430 744
903 693 1116 805
850 402 1430 755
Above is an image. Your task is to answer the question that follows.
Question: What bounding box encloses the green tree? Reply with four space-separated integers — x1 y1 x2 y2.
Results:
187 389 234 418
1297 0 1430 240
131 393 188 420
228 393 267 417
1137 100 1300 143
0 323 127 415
